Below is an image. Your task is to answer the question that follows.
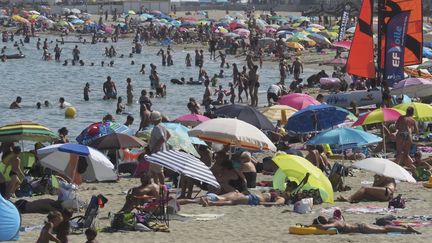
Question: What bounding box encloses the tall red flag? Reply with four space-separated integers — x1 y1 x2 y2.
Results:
346 0 376 78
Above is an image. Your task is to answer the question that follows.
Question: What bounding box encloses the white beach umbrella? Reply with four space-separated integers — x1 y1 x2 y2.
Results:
188 118 276 151
353 158 416 183
37 144 117 183
70 8 81 14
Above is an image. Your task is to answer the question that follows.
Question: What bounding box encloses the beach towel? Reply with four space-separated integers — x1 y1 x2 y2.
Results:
321 206 403 215
170 213 224 222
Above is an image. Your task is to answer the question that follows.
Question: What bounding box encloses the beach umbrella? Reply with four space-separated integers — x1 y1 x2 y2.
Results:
277 93 321 110
0 122 57 143
37 144 117 184
287 42 304 50
272 154 334 203
333 40 352 49
181 16 197 21
308 33 332 45
285 104 349 134
70 19 84 25
393 102 432 121
128 10 136 15
306 27 321 33
321 58 347 66
261 105 298 123
37 15 47 21
352 108 404 126
88 133 146 150
319 30 338 39
145 150 219 188
306 127 382 149
347 26 356 33
309 23 325 30
62 8 71 14
11 15 29 25
286 36 301 42
391 78 432 98
70 8 81 14
67 15 78 19
188 118 276 152
213 104 274 130
233 28 250 37
136 123 204 158
76 121 133 145
140 13 154 19
224 32 240 38
173 114 210 127
29 10 40 15
353 158 416 183
150 10 161 15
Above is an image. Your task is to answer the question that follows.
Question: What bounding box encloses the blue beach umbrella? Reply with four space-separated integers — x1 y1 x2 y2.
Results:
306 127 382 149
285 104 348 134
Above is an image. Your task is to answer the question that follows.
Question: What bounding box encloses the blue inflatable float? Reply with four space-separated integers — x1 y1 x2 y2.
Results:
0 195 20 241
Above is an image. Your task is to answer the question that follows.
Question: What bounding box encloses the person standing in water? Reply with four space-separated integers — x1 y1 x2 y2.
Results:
292 57 303 80
116 97 125 114
157 49 166 66
126 78 133 105
53 44 62 62
185 53 192 67
216 51 226 68
83 83 90 101
72 45 80 61
249 65 259 107
103 76 117 100
9 96 22 109
167 50 173 66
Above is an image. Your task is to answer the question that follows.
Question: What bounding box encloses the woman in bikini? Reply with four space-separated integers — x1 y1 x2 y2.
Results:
310 216 420 234
337 174 396 203
395 106 418 167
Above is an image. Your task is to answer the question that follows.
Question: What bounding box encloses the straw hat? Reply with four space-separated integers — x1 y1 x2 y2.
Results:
150 111 162 122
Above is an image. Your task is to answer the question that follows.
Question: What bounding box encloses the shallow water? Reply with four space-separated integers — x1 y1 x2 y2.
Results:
0 36 319 141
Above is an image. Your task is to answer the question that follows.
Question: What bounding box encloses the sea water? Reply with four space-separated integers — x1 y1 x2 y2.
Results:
0 36 319 141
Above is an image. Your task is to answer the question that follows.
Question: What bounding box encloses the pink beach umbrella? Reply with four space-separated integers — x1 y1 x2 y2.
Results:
150 10 161 15
174 114 210 127
278 93 321 110
233 28 250 37
352 108 404 127
332 40 352 49
264 27 277 33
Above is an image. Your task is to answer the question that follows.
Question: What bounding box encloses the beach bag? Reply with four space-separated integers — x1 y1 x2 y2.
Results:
293 198 313 214
111 212 135 230
415 167 432 181
15 178 33 198
375 215 397 226
388 194 406 209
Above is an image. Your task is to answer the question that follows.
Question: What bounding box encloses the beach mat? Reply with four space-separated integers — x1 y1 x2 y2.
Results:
170 213 224 222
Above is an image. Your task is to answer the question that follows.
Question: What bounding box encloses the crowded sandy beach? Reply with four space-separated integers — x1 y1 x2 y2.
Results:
1 1 432 242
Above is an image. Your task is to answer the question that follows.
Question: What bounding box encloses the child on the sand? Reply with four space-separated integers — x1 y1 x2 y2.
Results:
85 228 99 243
36 211 63 243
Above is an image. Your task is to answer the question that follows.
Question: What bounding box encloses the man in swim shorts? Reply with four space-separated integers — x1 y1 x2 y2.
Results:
103 76 117 100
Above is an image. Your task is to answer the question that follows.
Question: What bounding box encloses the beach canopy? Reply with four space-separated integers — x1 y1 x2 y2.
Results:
37 144 117 183
393 102 432 121
189 118 276 151
76 121 133 145
0 121 57 143
173 114 210 127
278 93 320 110
214 104 274 130
285 104 349 134
261 105 297 123
352 108 404 126
145 150 219 188
306 127 382 148
332 40 352 49
353 158 416 183
0 195 20 241
272 153 334 203
391 78 432 98
88 133 146 150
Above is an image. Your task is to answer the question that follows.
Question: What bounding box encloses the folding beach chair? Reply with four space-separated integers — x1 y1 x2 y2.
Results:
70 194 107 232
135 185 171 229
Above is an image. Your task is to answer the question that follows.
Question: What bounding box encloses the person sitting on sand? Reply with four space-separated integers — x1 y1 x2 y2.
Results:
118 173 160 213
337 175 396 203
36 211 63 243
310 216 420 234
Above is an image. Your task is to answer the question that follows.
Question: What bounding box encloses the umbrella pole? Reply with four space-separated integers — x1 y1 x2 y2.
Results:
382 122 387 158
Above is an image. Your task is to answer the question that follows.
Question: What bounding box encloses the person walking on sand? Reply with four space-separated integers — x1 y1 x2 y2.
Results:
394 107 418 167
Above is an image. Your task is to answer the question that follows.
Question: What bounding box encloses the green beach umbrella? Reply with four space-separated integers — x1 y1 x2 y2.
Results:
0 121 57 143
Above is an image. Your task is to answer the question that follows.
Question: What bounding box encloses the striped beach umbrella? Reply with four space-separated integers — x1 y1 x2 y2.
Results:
352 108 404 126
0 122 57 143
145 150 220 188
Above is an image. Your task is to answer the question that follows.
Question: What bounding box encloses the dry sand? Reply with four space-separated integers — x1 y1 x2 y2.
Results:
16 162 432 243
